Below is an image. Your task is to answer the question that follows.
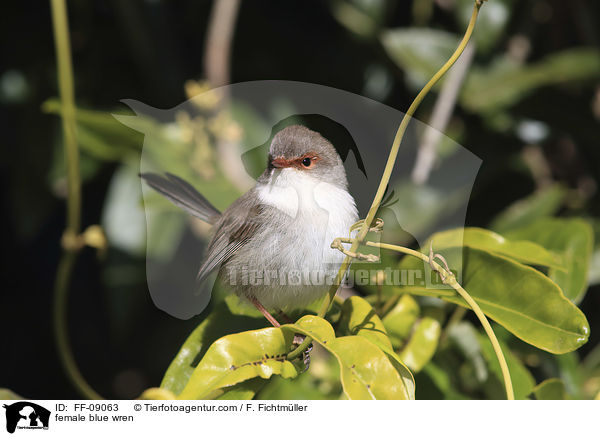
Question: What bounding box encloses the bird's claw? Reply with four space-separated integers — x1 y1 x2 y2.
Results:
331 238 380 262
292 334 312 372
369 218 384 233
348 218 384 236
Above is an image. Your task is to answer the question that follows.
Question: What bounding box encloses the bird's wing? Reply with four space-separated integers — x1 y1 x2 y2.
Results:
140 172 221 223
196 194 264 283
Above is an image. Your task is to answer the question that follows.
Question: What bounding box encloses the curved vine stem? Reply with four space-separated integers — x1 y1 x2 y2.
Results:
447 280 515 400
366 241 515 401
54 252 103 399
50 0 103 400
50 0 80 234
288 0 485 361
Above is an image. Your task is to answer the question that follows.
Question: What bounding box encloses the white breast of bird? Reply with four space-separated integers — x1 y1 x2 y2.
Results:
246 168 358 310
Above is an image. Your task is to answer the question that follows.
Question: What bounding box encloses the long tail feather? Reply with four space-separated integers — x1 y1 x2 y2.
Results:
140 172 221 223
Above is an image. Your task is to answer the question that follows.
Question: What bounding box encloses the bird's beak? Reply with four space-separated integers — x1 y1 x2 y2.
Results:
271 157 292 169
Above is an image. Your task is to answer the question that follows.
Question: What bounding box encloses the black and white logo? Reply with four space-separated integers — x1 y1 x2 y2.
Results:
3 402 50 433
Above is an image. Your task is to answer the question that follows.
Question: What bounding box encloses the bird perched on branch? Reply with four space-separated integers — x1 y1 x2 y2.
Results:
141 125 358 328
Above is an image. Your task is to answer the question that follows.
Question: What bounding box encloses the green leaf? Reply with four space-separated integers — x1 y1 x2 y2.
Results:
477 333 535 400
426 227 565 269
173 308 410 400
338 296 393 351
420 363 470 400
207 378 267 400
398 311 442 373
161 304 268 395
504 218 594 304
337 296 415 398
42 99 143 160
177 326 300 400
489 185 567 234
287 316 414 400
399 247 590 353
330 0 388 38
256 361 341 400
382 295 420 347
533 378 568 400
325 336 411 400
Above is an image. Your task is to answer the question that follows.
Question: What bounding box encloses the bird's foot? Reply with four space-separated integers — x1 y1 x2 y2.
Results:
331 237 380 262
348 218 384 236
249 296 281 327
292 334 312 372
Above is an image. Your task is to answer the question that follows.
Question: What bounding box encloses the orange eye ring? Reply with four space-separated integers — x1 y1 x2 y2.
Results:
298 154 318 168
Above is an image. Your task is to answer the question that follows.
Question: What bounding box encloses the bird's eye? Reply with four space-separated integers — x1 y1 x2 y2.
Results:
301 157 312 167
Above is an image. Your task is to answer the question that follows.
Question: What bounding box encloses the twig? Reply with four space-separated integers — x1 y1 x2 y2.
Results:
50 0 103 400
411 42 476 185
204 0 241 88
53 252 102 399
203 0 254 192
50 0 80 235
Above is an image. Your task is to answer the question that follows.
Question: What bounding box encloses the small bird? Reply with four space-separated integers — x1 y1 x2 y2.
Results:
141 125 358 327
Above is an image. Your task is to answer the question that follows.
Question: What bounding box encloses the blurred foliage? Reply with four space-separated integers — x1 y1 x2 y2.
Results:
2 0 600 400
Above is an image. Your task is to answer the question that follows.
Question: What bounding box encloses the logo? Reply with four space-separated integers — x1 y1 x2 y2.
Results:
3 402 50 433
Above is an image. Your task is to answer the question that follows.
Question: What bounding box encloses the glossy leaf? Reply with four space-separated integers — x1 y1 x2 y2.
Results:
161 303 268 395
398 312 442 373
256 370 340 400
399 247 590 353
504 218 594 303
177 326 299 400
287 316 414 400
426 227 565 269
533 378 568 400
326 336 411 400
209 378 267 400
382 295 420 348
338 296 394 351
175 314 414 400
337 296 415 398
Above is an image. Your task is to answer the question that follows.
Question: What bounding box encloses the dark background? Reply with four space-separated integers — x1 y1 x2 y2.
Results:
1 0 599 399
